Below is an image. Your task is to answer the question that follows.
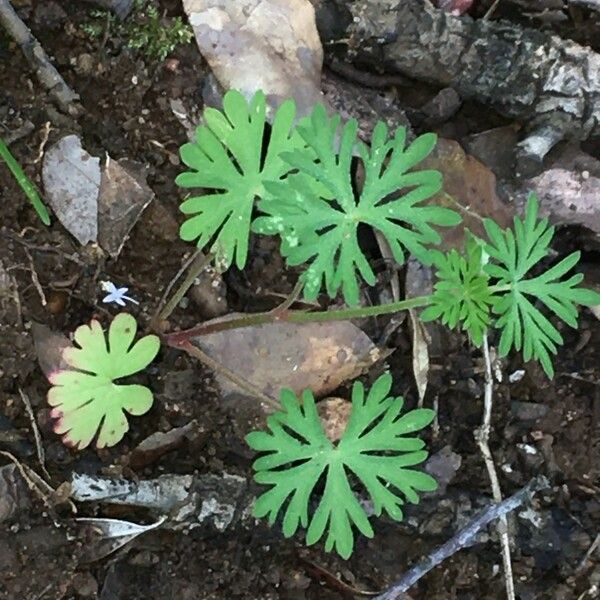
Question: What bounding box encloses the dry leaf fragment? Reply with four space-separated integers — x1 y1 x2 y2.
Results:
422 138 513 250
187 317 381 401
42 135 100 245
97 158 155 258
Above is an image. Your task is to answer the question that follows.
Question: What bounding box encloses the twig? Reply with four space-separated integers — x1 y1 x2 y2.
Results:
0 0 80 113
374 476 549 599
17 387 50 480
483 0 502 19
474 335 515 600
179 341 280 413
576 533 600 572
32 122 52 165
0 450 59 526
22 246 47 306
269 280 304 316
327 59 411 89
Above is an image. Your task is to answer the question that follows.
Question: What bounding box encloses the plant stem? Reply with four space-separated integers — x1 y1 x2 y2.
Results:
475 335 516 600
155 250 213 324
164 295 431 346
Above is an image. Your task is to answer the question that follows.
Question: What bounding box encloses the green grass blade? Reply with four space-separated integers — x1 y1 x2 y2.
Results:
0 136 51 226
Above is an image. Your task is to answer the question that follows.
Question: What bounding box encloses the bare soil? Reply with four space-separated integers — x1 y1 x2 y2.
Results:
0 2 599 599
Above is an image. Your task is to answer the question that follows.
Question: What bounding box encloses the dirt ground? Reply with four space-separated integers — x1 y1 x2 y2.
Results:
1 1 599 599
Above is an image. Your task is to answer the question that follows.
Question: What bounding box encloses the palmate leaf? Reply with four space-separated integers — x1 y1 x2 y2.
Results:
422 235 495 346
484 193 600 377
246 373 437 559
176 90 307 270
254 105 461 305
47 314 160 449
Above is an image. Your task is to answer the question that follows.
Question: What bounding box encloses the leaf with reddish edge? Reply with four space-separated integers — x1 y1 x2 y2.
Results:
47 313 160 450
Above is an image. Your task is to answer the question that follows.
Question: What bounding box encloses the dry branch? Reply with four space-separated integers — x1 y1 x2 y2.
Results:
324 0 600 174
0 0 79 112
375 475 549 600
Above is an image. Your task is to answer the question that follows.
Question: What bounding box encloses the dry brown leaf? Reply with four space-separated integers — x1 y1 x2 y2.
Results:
422 138 514 249
182 0 327 116
188 317 381 400
316 397 352 443
129 421 199 469
97 158 154 258
408 309 429 407
42 135 100 245
31 322 72 380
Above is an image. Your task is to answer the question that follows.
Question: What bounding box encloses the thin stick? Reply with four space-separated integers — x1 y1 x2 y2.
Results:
154 251 213 323
375 475 548 599
0 450 59 526
0 0 79 112
164 295 431 347
483 0 502 19
576 533 600 572
475 335 515 600
180 341 280 413
23 246 47 306
17 388 50 480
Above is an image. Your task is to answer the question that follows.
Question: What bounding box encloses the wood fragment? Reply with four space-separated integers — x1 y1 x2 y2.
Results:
0 0 80 113
325 0 600 174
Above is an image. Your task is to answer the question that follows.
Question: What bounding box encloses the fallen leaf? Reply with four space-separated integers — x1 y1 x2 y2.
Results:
186 317 381 401
422 138 514 249
423 446 462 495
524 145 600 236
316 397 352 443
31 322 72 380
408 309 429 407
0 464 31 523
42 135 100 245
182 0 327 117
129 421 199 469
97 158 155 258
75 517 165 562
71 471 247 528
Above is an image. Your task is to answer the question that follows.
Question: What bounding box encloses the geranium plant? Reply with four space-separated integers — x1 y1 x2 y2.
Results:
48 313 160 449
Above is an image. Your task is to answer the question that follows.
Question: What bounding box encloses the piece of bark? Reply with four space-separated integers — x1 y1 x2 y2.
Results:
0 0 80 113
322 0 600 175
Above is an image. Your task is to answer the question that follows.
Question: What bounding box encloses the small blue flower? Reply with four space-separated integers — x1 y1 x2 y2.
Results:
101 281 139 307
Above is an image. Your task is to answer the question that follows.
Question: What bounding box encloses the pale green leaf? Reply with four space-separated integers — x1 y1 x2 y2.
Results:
47 314 159 449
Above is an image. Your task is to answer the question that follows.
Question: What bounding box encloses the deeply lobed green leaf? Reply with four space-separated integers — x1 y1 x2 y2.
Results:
422 235 495 346
176 90 307 270
254 105 461 305
483 193 600 377
246 373 437 558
